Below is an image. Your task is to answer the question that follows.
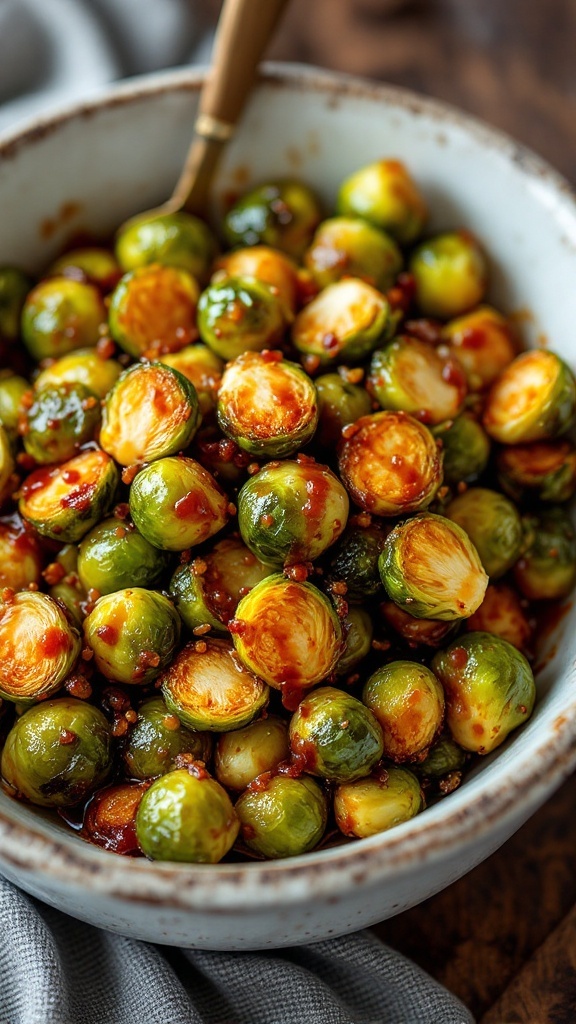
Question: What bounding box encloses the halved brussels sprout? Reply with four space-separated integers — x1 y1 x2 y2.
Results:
368 336 467 425
135 766 239 863
19 448 119 543
409 231 487 320
336 607 373 676
115 211 217 282
379 602 457 648
315 373 372 448
379 512 488 620
77 518 170 595
236 775 328 859
327 521 389 603
415 735 466 781
47 543 86 628
292 278 396 365
213 245 299 319
217 351 319 458
0 591 81 702
129 456 229 551
362 661 445 762
49 247 121 291
304 216 402 291
497 439 576 505
1 698 111 807
33 347 122 399
513 507 576 601
334 768 423 838
223 179 322 259
466 583 532 652
432 631 536 753
0 516 42 591
84 588 181 685
338 411 443 517
483 350 576 444
432 413 491 485
0 372 29 437
336 159 427 244
21 277 106 361
108 264 199 359
444 487 523 579
100 362 200 466
161 638 268 732
197 277 284 361
442 305 517 391
214 716 289 792
0 425 16 507
289 686 383 782
231 575 342 693
122 696 212 780
0 266 31 340
82 782 147 854
160 344 223 418
23 382 101 464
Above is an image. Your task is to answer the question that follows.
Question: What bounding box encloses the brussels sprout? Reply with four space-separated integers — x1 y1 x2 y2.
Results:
213 245 299 319
77 518 170 595
444 487 523 579
23 382 101 464
0 266 31 340
432 631 536 753
483 350 576 444
161 638 268 732
49 248 121 291
236 775 328 859
334 768 423 838
19 448 119 543
442 305 517 391
497 439 576 505
0 591 80 702
115 211 217 282
336 607 373 676
327 521 389 603
409 231 487 320
513 506 576 601
129 456 229 551
21 277 106 361
466 583 532 652
223 179 322 259
379 602 457 648
214 716 289 792
336 159 427 244
108 264 199 359
197 277 284 361
289 686 383 782
1 698 111 807
315 373 372 448
33 347 122 399
0 372 29 437
368 336 467 425
231 575 342 693
415 735 466 780
338 411 443 517
362 661 445 762
379 512 488 620
292 278 396 365
304 216 403 291
160 344 223 418
135 766 239 863
47 543 85 627
0 425 15 507
432 413 491 485
0 516 42 591
238 459 348 567
217 352 319 458
82 782 147 854
84 588 180 685
122 696 212 780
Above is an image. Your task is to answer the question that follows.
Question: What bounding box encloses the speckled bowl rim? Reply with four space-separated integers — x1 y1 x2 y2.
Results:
1 62 576 911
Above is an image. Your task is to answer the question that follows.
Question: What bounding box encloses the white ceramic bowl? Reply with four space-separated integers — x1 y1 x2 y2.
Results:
0 64 575 950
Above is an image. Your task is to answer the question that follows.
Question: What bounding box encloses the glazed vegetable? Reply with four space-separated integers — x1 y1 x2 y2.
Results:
115 211 217 282
466 583 532 652
197 276 284 360
334 768 423 838
33 347 122 399
368 335 467 425
77 518 170 595
497 439 576 505
336 607 373 676
21 277 106 361
108 264 199 359
442 305 517 391
409 231 487 320
213 245 299 319
23 382 101 464
0 591 80 702
84 588 181 685
483 350 576 444
47 543 87 627
432 414 491 486
336 159 427 244
363 662 445 762
159 344 223 418
82 782 147 854
49 247 121 290
129 456 229 551
0 371 29 437
379 602 456 648
122 696 211 781
19 448 119 543
415 736 466 782
292 278 395 365
304 216 402 291
514 507 576 601
289 686 384 783
314 372 372 448
444 487 523 579
327 521 389 603
0 516 42 591
0 266 31 341
214 716 289 792
223 179 322 259
236 775 328 859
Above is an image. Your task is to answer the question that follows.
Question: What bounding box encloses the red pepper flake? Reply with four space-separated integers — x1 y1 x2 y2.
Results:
260 514 274 528
82 395 99 411
227 502 237 516
59 728 77 745
88 588 101 603
284 563 310 582
112 718 129 738
42 562 66 586
121 464 141 486
65 674 93 699
125 708 138 724
302 354 321 375
96 336 116 359
261 349 283 363
81 646 94 661
338 366 364 384
191 558 207 576
1 588 16 605
341 422 361 441
193 623 212 636
113 503 130 520
329 580 348 596
194 640 208 653
27 581 39 592
163 714 181 732
322 332 339 352
247 462 260 475
218 439 237 462
371 638 391 652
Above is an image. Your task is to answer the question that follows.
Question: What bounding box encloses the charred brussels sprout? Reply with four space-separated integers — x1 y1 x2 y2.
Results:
442 305 517 391
315 373 372 448
100 362 200 466
197 277 284 361
327 521 389 603
84 588 180 685
409 231 487 320
82 782 147 855
432 631 536 754
23 382 101 464
1 698 111 807
497 439 576 504
334 768 423 838
236 775 328 859
362 662 444 762
0 591 80 702
122 696 211 780
483 350 576 444
336 159 427 244
169 538 270 633
129 456 229 551
368 336 467 425
0 425 15 507
338 411 443 517
293 279 396 365
160 344 223 418
0 371 29 437
115 211 216 282
135 766 239 863
19 448 119 543
304 217 402 291
445 487 523 579
466 583 532 652
432 413 490 485
289 686 383 783
49 248 121 291
0 517 42 591
215 716 289 792
336 607 373 676
21 277 106 361
77 518 170 595
379 602 457 649
237 459 348 567
223 179 322 259
514 507 576 601
213 246 299 319
33 347 122 399
379 512 488 620
108 264 199 359
0 266 31 340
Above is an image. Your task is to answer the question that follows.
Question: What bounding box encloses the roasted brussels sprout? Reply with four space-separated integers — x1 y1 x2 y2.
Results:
432 631 536 754
334 768 423 838
336 159 427 244
362 661 445 762
466 583 532 652
49 247 121 290
0 516 42 591
338 411 443 517
213 245 299 319
214 716 289 792
289 686 383 782
315 372 372 448
327 521 389 603
292 278 396 365
497 439 576 505
23 382 101 464
0 371 29 437
236 775 328 859
483 350 576 444
0 266 31 340
304 216 402 291
33 347 122 399
379 602 457 648
84 588 180 685
237 459 348 567
108 264 199 359
21 277 106 361
159 344 223 418
442 305 517 391
19 448 119 543
1 698 111 807
379 512 488 620
77 518 170 595
115 211 217 282
368 336 467 425
197 277 284 361
223 180 322 259
0 425 15 507
513 507 576 601
336 607 373 676
135 765 239 863
129 456 229 551
82 782 147 855
409 231 487 320
48 546 87 629
122 696 211 780
444 487 523 579
432 413 491 485
0 591 80 702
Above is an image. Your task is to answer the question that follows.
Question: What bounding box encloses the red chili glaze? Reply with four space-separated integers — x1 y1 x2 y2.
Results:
60 482 95 512
20 466 58 498
302 468 331 521
61 469 80 484
82 783 147 855
280 680 308 712
290 736 318 774
96 624 119 646
448 646 469 671
247 770 275 793
39 626 71 658
174 490 214 521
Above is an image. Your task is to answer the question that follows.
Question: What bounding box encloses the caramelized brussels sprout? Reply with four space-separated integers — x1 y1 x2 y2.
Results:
409 231 487 320
466 583 532 652
197 277 284 361
497 439 576 505
442 305 517 391
135 766 239 863
483 350 576 444
238 459 348 567
223 179 322 259
1 698 111 807
23 382 101 464
379 512 488 620
82 782 147 855
362 662 444 762
336 159 427 244
122 696 211 780
432 631 536 754
77 518 170 595
0 516 42 591
19 448 119 543
334 768 423 838
293 278 396 365
0 266 31 340
415 735 466 781
327 521 389 602
0 425 15 507
160 344 223 418
289 686 383 782
315 373 372 448
338 411 443 516
432 413 490 485
444 487 523 579
0 591 80 702
49 248 121 290
336 607 373 676
379 602 457 648
115 211 217 282
84 588 180 685
129 456 229 551
161 638 268 732
108 264 199 359
214 716 289 792
21 277 106 361
304 216 402 291
33 347 122 399
368 336 467 425
213 245 299 319
0 371 29 436
513 507 576 601
236 775 328 859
